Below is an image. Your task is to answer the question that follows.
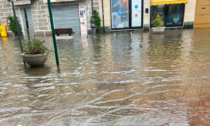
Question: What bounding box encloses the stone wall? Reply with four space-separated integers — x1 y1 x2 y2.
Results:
184 0 197 29
31 0 51 36
0 0 21 36
103 0 111 32
143 0 151 31
0 0 100 36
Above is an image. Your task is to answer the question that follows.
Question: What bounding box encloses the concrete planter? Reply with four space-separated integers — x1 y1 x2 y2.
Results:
21 53 48 67
152 27 165 33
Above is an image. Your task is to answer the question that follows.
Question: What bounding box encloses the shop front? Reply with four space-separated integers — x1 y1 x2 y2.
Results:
150 0 188 28
42 0 93 35
110 0 143 30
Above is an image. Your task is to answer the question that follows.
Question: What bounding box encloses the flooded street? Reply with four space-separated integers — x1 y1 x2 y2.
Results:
1 29 210 125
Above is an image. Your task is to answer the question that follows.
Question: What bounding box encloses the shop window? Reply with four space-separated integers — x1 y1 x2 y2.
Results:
111 0 143 30
111 0 129 29
150 4 185 27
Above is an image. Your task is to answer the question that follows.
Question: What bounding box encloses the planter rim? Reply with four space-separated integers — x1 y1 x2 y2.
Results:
152 27 165 29
21 53 47 57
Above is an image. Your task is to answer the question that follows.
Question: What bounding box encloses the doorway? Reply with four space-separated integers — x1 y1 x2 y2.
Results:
110 0 143 30
20 7 35 38
52 4 80 34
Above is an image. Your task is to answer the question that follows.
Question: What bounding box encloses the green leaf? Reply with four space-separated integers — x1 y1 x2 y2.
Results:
7 15 22 33
22 38 50 54
90 10 101 30
153 14 163 27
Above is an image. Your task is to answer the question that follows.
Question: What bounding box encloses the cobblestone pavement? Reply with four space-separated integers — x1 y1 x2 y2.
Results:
1 29 210 126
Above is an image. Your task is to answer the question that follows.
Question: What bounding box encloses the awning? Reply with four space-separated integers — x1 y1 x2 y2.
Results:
151 0 188 6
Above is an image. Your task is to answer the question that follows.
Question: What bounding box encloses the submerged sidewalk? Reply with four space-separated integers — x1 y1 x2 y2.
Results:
0 29 210 126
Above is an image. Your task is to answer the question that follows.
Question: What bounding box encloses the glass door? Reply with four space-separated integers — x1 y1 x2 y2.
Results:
131 0 143 28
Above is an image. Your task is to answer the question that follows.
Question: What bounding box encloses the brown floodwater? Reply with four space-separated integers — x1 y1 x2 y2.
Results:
1 29 210 126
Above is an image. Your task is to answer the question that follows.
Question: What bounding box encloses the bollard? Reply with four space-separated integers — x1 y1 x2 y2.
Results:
0 25 7 37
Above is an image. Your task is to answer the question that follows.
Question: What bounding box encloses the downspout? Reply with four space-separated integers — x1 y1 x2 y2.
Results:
101 0 105 33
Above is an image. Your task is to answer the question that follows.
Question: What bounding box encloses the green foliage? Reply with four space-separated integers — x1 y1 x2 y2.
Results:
153 15 164 28
22 38 50 54
8 15 22 33
90 10 101 30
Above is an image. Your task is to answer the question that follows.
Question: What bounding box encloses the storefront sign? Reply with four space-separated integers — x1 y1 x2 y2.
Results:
79 9 87 35
111 0 143 30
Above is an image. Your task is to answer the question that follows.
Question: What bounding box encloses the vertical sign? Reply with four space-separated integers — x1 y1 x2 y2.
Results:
79 8 87 35
131 0 142 27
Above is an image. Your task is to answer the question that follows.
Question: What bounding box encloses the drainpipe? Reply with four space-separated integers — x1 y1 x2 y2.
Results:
11 0 22 52
24 8 30 40
101 0 105 33
91 0 96 37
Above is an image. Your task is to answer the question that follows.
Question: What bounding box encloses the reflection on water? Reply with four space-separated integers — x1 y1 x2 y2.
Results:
1 29 210 125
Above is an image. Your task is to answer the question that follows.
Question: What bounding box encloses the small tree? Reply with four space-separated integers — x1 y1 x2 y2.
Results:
153 15 164 28
90 10 101 30
8 16 22 33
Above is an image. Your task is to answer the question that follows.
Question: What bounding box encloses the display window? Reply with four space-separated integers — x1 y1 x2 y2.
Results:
150 4 185 27
111 0 143 30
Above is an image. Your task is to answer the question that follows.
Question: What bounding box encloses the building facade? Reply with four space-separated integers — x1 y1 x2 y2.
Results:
0 0 206 36
0 0 101 36
102 0 197 32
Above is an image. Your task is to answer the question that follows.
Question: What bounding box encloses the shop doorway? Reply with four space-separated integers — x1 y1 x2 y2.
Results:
194 0 210 28
110 0 143 30
20 7 35 38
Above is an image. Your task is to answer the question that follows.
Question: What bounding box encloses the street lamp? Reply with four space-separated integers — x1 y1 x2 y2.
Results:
91 0 96 37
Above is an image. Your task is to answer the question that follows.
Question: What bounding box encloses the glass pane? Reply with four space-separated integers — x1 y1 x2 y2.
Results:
150 5 165 27
165 4 184 26
131 0 142 27
111 0 129 29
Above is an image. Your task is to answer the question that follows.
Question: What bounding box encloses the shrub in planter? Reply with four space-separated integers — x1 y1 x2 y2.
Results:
152 15 165 33
153 15 164 27
8 16 22 35
21 38 50 67
90 10 101 33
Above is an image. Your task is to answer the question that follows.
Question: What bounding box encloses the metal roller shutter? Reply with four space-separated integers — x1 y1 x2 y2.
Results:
52 4 80 33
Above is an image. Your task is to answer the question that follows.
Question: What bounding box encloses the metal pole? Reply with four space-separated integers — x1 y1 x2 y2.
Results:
11 0 27 69
11 1 22 52
101 0 105 33
91 0 96 37
47 0 59 66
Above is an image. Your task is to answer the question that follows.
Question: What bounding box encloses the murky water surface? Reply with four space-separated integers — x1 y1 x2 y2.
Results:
1 29 210 126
